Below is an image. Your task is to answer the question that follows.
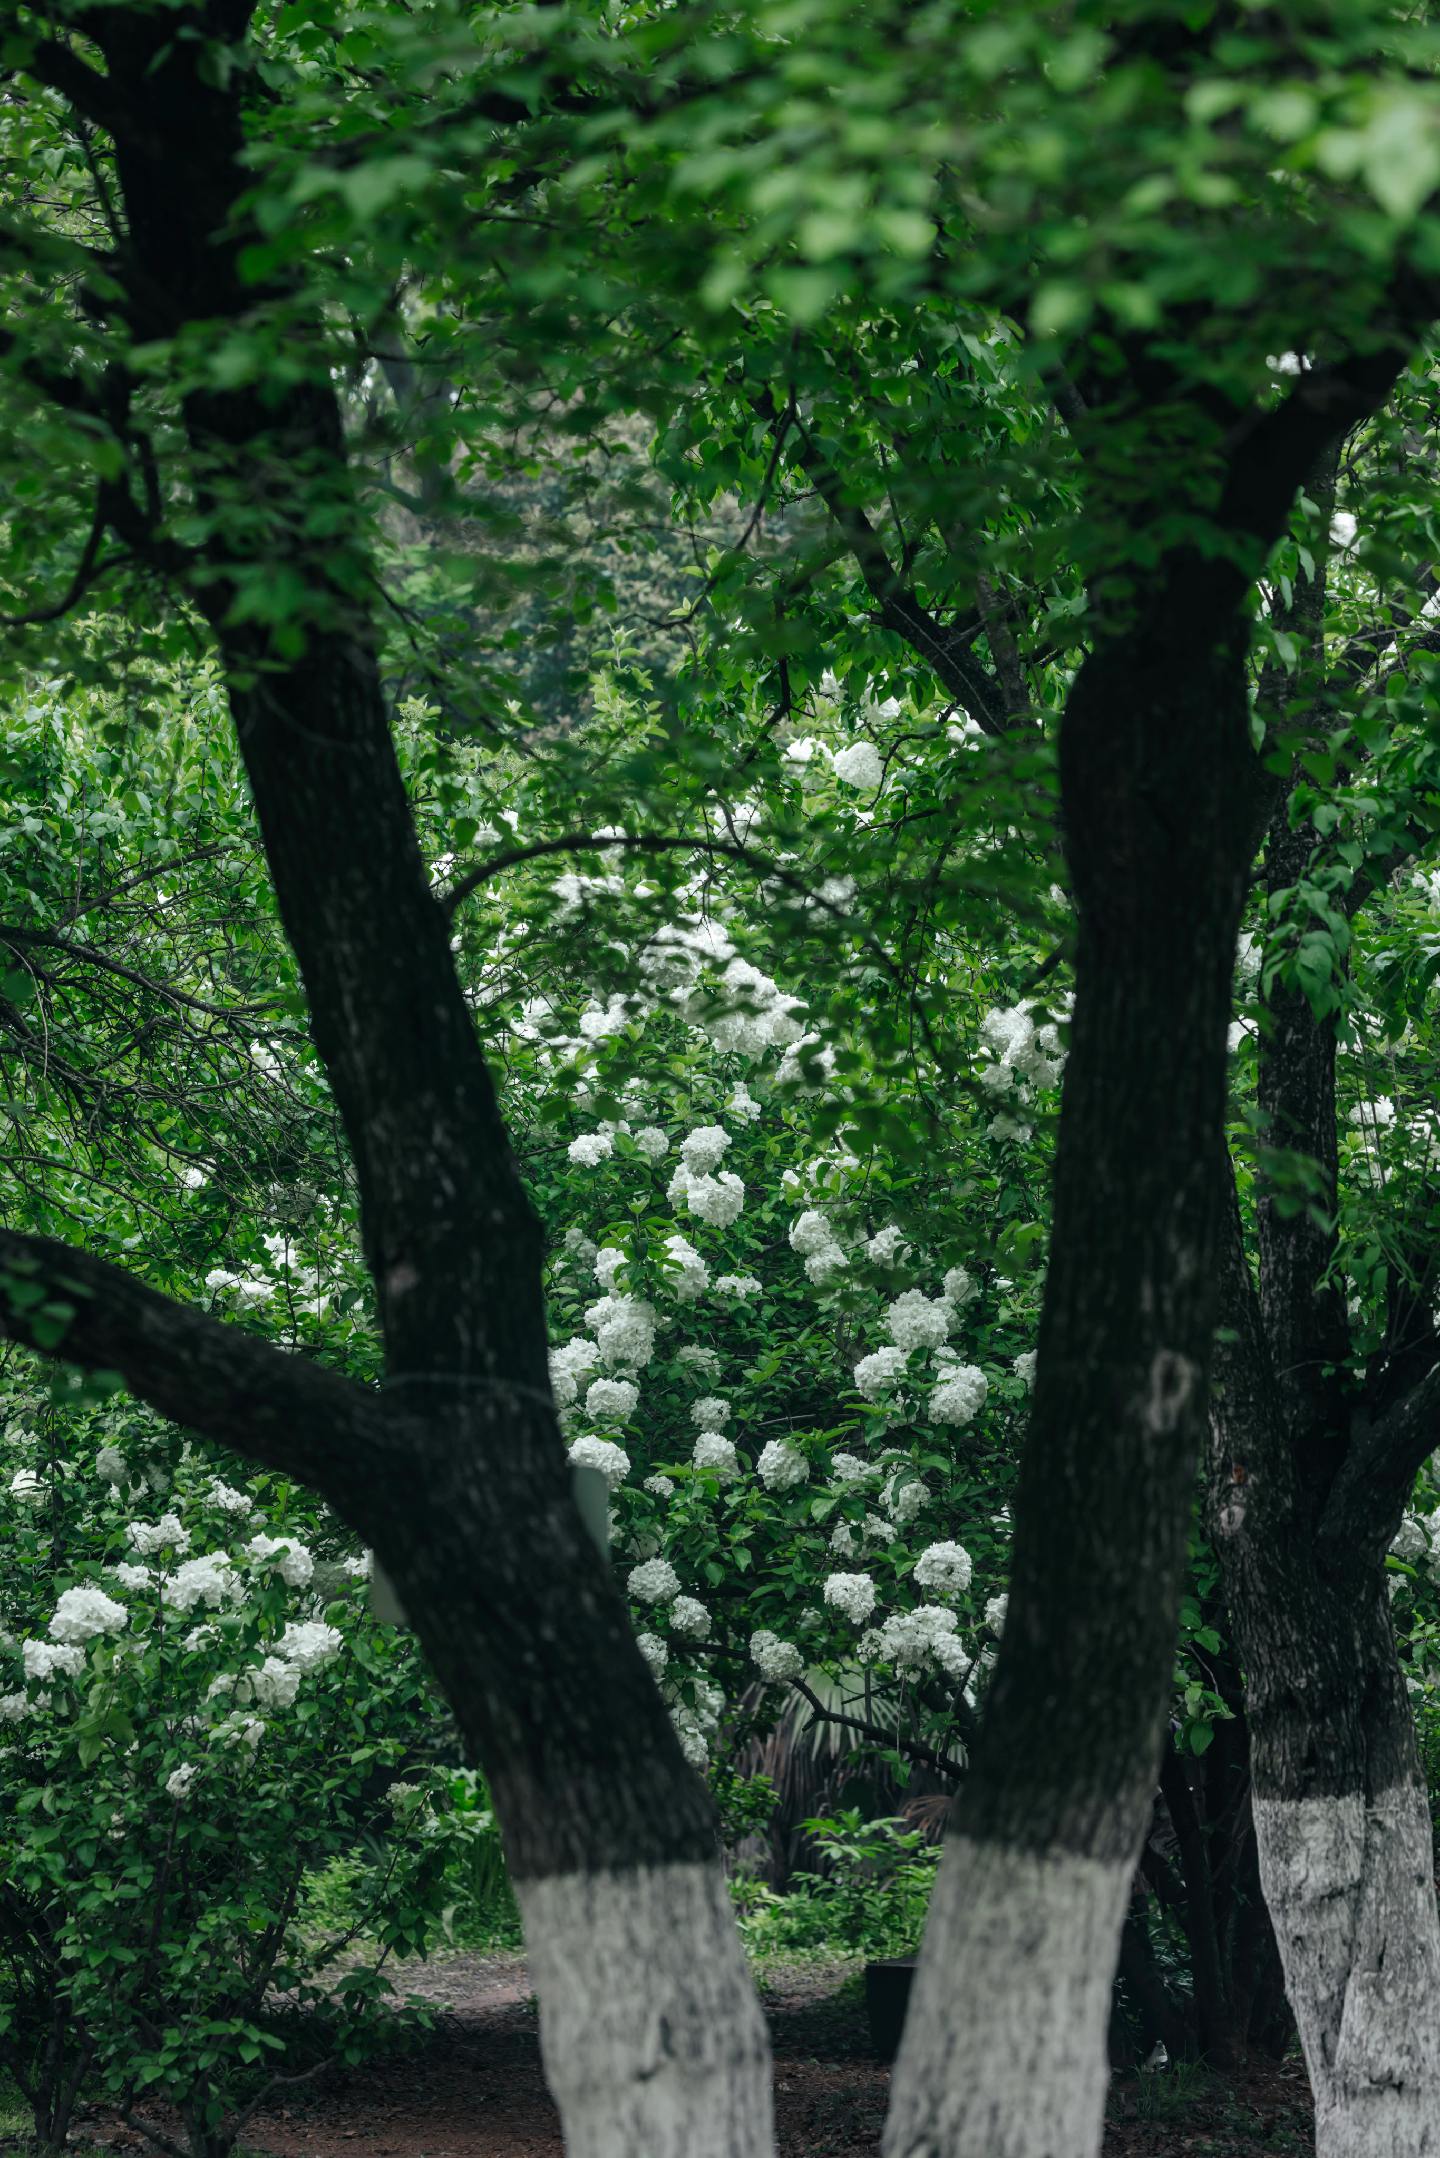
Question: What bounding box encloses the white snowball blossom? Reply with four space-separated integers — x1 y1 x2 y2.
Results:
636 1632 668 1676
127 1514 191 1557
833 740 884 790
885 1291 954 1354
823 1572 878 1624
930 1361 989 1427
668 1595 711 1640
757 1440 809 1491
585 1376 639 1424
48 1587 128 1643
277 1620 344 1671
1014 1350 1037 1390
676 1345 722 1379
663 1234 710 1301
854 1346 908 1399
680 1124 731 1175
644 1474 675 1500
986 1592 1009 1634
942 1265 981 1306
628 1557 681 1605
692 1433 740 1477
166 1554 240 1613
23 1640 85 1684
913 1541 974 1596
95 1445 127 1486
716 1273 761 1297
244 1533 314 1589
751 1629 805 1683
866 1225 910 1267
869 1604 967 1678
165 1763 199 1802
691 1395 731 1429
678 1168 746 1227
635 1125 669 1161
567 1132 614 1167
8 1469 42 1503
568 1436 632 1491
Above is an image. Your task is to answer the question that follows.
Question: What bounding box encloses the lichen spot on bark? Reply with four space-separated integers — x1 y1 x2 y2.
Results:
386 1260 421 1296
1141 1348 1198 1436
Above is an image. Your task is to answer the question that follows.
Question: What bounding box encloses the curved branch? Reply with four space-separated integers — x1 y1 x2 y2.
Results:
790 1677 966 1781
0 1227 386 1490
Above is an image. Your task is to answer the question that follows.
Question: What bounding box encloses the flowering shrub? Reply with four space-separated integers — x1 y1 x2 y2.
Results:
0 1417 456 2158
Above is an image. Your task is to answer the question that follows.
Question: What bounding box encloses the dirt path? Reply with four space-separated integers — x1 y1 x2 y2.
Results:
83 1952 1313 2158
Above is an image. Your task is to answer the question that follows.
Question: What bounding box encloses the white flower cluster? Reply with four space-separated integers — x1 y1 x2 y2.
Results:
550 1335 599 1405
591 1296 659 1372
664 1234 710 1301
128 1514 190 1557
882 1468 928 1525
943 1265 980 1306
676 1345 722 1379
635 1125 669 1161
885 1291 954 1355
669 1674 724 1770
789 1208 847 1285
854 1346 907 1399
636 1631 668 1676
1014 1350 1037 1390
823 1572 877 1623
568 1436 632 1491
568 1132 613 1167
757 1440 808 1491
831 1452 874 1484
48 1587 128 1644
167 1553 240 1613
750 1629 804 1683
669 1595 711 1640
864 1604 966 1678
207 1480 254 1518
275 1620 343 1672
929 1360 988 1427
690 1395 730 1430
671 1162 746 1227
979 1002 1065 1091
692 1433 739 1477
680 1125 731 1175
628 1557 680 1605
716 1273 761 1297
244 1533 314 1588
912 1540 973 1596
586 1377 639 1424
95 1444 127 1486
23 1640 84 1684
832 740 884 790
866 1225 910 1267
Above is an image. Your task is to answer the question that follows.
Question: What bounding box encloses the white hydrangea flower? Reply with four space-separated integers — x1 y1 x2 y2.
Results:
669 1595 711 1640
215 1713 265 1751
854 1346 907 1399
49 1587 128 1643
1014 1350 1037 1390
342 1552 373 1580
644 1474 675 1500
986 1592 1008 1634
833 740 884 790
677 1345 722 1379
0 1691 29 1722
585 1376 639 1424
207 1480 253 1517
250 1655 301 1710
830 1521 857 1555
277 1620 344 1671
883 1470 929 1526
23 1640 85 1684
784 735 824 765
1391 1515 1428 1562
692 1433 739 1477
866 1225 910 1267
757 1440 809 1491
567 1132 614 1166
726 1082 762 1122
691 1395 731 1430
913 1541 974 1596
681 1169 746 1228
594 1246 628 1292
635 1125 670 1161
681 1125 731 1175
942 1265 980 1306
789 1208 836 1257
823 1572 878 1623
750 1629 804 1683
929 1363 989 1426
715 1273 761 1297
863 1513 898 1545
885 1291 954 1355
594 1298 658 1372
830 1452 875 1484
165 1763 199 1801
166 1554 239 1613
628 1557 681 1604
636 1632 668 1676
776 1031 837 1093
988 1112 1033 1145
663 1234 710 1301
95 1445 127 1486
128 1514 190 1557
244 1533 314 1589
873 1604 966 1676
568 1435 631 1490
9 1468 43 1504
108 1562 151 1592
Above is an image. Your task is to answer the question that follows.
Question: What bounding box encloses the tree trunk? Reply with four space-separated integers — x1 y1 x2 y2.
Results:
885 525 1261 2154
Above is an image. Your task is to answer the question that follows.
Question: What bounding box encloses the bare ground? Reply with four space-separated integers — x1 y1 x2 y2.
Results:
69 1952 1312 2158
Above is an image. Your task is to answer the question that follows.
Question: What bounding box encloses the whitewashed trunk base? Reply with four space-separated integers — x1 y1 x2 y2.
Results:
882 1834 1132 2158
516 1860 775 2158
1255 1786 1440 2157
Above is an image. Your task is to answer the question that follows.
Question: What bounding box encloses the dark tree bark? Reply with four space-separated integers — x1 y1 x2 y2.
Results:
1205 473 1440 2152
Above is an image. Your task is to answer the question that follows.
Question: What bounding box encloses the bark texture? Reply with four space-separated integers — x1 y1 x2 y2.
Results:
882 1841 1131 2158
1206 474 1440 2147
517 1863 773 2158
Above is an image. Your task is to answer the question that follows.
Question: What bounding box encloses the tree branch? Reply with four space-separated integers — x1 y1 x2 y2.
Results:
1318 1359 1440 1558
790 1677 966 1781
0 1228 386 1491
